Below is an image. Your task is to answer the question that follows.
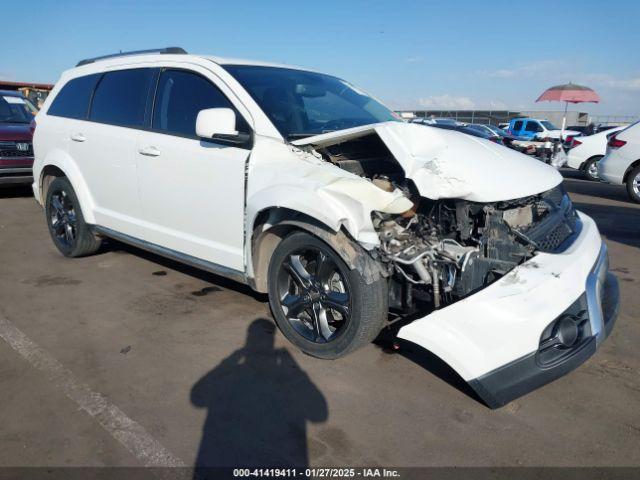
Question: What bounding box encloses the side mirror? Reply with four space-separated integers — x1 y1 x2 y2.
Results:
196 108 252 146
196 108 238 138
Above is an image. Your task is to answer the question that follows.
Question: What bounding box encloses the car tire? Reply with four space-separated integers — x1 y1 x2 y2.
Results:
267 231 388 359
583 156 602 181
626 165 640 204
45 177 102 257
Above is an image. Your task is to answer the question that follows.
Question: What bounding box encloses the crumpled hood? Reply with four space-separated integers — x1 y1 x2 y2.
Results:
292 122 562 202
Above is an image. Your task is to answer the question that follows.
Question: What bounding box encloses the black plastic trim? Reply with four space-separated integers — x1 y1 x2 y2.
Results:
469 271 619 409
76 47 187 67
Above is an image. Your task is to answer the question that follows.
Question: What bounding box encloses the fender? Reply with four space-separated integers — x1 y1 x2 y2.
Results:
38 148 96 225
244 136 413 287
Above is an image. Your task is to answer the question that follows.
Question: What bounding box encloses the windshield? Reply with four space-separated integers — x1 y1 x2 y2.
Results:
486 125 509 136
224 65 400 139
0 94 37 124
540 120 558 130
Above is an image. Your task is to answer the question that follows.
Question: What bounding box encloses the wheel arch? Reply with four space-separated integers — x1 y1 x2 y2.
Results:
248 207 387 293
38 152 96 224
623 158 640 183
580 154 603 171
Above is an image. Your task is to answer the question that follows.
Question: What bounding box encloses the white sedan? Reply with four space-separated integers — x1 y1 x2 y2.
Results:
599 121 640 203
566 126 624 180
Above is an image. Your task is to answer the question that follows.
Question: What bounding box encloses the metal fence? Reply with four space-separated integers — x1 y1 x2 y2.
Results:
396 110 523 126
396 110 638 127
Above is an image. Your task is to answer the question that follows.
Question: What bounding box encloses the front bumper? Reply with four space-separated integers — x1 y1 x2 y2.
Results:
0 167 34 186
397 212 619 408
469 244 619 408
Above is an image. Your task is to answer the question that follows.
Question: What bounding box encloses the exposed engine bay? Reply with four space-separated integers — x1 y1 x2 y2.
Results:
314 134 581 315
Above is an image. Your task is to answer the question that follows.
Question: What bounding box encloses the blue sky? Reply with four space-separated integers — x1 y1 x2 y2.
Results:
3 0 639 115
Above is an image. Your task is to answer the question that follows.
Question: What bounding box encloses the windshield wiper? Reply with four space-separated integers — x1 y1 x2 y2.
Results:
286 133 314 140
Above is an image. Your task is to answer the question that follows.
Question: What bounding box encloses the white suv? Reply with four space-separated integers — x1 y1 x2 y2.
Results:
33 48 619 408
598 121 640 203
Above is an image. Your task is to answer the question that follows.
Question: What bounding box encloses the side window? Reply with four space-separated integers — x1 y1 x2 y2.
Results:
513 120 523 131
152 69 249 137
525 121 542 132
47 74 101 119
89 69 155 127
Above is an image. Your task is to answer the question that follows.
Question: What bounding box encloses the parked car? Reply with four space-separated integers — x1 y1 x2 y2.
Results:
598 121 640 203
33 48 618 408
508 118 580 141
412 117 462 127
0 90 37 186
466 123 526 144
456 124 503 143
567 124 619 136
565 126 625 180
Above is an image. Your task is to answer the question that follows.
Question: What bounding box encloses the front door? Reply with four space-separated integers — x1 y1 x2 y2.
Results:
136 68 251 271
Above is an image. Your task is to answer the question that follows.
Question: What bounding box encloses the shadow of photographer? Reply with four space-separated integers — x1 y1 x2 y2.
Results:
191 318 327 475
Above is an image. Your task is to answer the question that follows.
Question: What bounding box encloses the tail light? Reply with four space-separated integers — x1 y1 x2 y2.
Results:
608 134 627 149
30 119 37 136
565 136 582 149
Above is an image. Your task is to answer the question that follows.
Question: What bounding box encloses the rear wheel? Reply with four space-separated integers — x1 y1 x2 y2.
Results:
583 156 602 181
267 231 387 359
45 177 102 257
626 166 640 204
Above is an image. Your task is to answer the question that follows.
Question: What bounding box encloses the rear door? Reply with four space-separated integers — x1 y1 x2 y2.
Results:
70 68 157 236
135 66 252 271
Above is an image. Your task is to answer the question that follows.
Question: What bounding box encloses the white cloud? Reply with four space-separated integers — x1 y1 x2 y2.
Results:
405 56 424 63
583 73 640 92
477 60 563 79
478 61 640 93
415 95 508 110
418 94 475 109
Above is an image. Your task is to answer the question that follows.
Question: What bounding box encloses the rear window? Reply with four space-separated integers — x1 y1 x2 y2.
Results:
47 74 101 120
513 120 523 131
89 69 155 128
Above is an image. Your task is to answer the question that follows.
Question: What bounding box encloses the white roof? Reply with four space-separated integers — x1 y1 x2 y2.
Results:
201 55 315 72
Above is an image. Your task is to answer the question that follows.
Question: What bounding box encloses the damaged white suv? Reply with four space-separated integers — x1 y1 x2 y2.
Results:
33 48 619 407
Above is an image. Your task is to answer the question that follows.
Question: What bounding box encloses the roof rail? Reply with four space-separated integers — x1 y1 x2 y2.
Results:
76 47 187 67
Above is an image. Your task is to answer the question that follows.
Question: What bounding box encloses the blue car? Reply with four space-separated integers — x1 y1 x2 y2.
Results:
508 118 580 141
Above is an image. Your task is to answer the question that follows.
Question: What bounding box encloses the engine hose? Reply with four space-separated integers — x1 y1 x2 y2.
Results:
431 266 441 309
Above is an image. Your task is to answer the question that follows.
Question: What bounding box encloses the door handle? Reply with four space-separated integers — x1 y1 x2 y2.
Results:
138 146 161 157
70 133 86 142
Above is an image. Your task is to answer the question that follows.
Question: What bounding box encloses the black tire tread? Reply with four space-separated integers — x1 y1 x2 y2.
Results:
626 166 640 203
267 231 387 359
583 155 603 181
45 177 102 257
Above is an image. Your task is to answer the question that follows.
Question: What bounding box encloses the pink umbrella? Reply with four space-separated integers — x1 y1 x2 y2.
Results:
536 82 601 138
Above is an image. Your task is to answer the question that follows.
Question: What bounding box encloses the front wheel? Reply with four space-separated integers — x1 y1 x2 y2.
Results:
267 231 388 359
583 156 602 181
45 177 102 257
626 166 640 204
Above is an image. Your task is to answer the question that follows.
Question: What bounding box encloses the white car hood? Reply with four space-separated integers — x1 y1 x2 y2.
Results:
292 122 562 202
